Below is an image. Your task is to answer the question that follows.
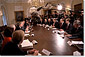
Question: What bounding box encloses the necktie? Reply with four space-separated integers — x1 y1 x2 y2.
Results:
66 24 68 30
60 23 62 29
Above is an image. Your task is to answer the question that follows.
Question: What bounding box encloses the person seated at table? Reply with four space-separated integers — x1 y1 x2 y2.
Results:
2 27 14 49
65 18 73 34
38 18 44 25
44 15 48 25
16 21 25 31
40 15 45 24
44 18 48 25
47 18 53 26
66 21 83 38
52 11 58 18
52 18 58 28
24 19 29 29
55 19 66 30
64 15 68 20
1 30 39 55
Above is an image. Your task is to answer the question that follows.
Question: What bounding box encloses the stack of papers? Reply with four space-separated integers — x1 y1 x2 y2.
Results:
21 39 33 47
67 41 84 46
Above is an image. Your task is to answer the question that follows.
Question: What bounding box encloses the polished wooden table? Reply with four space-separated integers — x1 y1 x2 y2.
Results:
24 26 84 56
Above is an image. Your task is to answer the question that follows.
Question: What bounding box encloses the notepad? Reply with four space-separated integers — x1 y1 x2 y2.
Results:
21 39 33 47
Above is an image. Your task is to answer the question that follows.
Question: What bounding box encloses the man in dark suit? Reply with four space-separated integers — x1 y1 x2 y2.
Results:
66 21 83 39
55 19 66 30
72 22 83 38
16 21 25 31
70 12 77 24
65 18 73 34
52 18 58 28
47 18 53 26
52 12 58 18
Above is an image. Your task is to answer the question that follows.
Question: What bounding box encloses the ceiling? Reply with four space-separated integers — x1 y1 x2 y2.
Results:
3 0 58 3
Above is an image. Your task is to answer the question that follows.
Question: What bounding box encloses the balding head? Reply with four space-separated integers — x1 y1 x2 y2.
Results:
12 30 24 44
8 24 16 31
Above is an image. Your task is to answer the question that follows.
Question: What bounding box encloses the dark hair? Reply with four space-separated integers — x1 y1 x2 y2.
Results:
4 27 13 37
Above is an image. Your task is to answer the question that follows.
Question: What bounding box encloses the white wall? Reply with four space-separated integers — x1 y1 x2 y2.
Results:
0 4 3 26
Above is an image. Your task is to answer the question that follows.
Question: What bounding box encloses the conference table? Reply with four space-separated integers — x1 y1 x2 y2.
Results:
24 25 83 56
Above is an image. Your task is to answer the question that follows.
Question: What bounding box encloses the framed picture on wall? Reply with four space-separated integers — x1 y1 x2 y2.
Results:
15 11 24 22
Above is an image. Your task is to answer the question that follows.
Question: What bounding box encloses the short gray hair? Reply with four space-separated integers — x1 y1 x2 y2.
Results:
12 30 24 44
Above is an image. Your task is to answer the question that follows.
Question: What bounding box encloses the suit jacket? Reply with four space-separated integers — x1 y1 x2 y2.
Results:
52 14 58 18
16 26 25 31
65 23 73 34
38 20 44 24
1 42 26 55
71 26 83 38
55 22 66 30
47 20 53 26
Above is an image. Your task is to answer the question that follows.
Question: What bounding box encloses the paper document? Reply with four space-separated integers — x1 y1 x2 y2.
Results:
52 28 57 30
67 41 84 46
73 51 81 56
32 40 38 44
24 34 30 36
38 53 42 56
58 31 64 34
25 31 30 33
42 49 51 56
45 25 49 28
21 39 33 47
72 41 84 44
